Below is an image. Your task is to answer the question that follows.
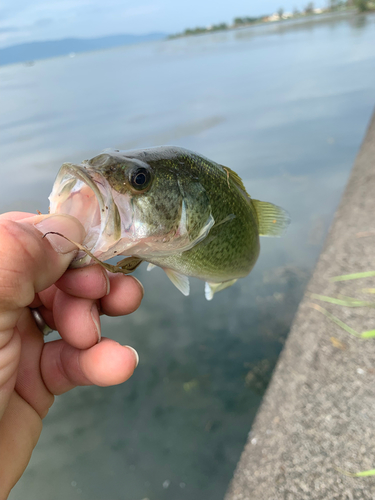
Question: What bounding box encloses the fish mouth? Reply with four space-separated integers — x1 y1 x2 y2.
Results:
49 162 123 267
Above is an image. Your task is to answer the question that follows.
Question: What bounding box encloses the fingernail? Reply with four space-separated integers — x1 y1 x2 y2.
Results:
35 215 85 254
131 276 144 299
125 345 139 367
102 269 110 296
91 304 101 343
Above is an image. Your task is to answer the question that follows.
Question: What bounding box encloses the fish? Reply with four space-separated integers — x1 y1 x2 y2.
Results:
49 146 290 300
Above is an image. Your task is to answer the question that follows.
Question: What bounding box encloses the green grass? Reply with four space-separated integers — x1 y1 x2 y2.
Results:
330 271 375 282
312 271 375 477
310 271 375 339
336 467 375 477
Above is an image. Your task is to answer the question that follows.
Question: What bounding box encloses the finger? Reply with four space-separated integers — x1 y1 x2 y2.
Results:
53 289 101 349
30 286 58 331
14 308 54 419
0 211 35 222
0 331 21 421
0 214 85 310
55 265 110 299
100 275 144 316
28 296 43 308
41 338 139 394
37 285 57 311
34 274 143 339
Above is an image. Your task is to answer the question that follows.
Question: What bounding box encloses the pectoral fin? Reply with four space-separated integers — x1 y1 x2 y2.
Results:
164 269 190 296
252 200 290 237
176 175 214 242
147 263 157 271
205 279 238 301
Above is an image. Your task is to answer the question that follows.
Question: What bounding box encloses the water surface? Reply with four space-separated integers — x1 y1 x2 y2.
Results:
3 12 375 500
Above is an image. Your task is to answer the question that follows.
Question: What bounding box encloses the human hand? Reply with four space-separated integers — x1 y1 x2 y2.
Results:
0 212 143 499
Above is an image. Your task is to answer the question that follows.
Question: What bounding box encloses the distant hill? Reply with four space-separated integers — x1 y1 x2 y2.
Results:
0 33 167 66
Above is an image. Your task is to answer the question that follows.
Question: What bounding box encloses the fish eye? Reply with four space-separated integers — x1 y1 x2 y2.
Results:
129 166 152 192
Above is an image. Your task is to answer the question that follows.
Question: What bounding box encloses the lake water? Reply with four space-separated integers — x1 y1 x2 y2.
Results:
3 11 375 500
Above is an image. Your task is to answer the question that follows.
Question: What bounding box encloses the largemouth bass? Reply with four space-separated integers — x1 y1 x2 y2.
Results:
49 146 289 300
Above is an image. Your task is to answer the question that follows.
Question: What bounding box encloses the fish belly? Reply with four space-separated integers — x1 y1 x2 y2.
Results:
146 215 260 283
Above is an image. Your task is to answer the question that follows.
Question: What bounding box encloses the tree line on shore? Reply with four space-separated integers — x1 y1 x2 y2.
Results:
168 0 374 39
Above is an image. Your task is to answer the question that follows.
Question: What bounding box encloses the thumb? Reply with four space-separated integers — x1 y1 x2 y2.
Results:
0 214 86 311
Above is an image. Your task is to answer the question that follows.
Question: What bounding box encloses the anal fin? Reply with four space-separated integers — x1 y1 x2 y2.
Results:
205 279 238 301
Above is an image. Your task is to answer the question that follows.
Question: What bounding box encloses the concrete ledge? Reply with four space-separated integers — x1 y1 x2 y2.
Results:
226 110 375 500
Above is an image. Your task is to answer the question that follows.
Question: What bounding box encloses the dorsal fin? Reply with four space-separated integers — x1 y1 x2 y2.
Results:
220 165 250 196
252 200 290 237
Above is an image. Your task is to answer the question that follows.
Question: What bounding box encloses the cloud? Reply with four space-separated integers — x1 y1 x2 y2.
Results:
0 1 162 48
33 18 54 27
1 0 92 28
0 26 19 33
118 4 161 19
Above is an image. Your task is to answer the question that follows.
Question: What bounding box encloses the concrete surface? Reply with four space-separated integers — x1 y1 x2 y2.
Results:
225 110 375 500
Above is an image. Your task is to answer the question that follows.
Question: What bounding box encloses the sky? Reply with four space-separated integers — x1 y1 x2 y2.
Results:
1 0 327 48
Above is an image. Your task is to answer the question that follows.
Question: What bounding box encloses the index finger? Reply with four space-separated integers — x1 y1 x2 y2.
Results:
0 211 38 222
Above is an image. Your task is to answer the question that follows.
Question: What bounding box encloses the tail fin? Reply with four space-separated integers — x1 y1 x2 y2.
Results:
252 200 290 237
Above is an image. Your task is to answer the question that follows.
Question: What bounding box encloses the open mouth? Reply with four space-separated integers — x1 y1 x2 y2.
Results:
49 162 121 266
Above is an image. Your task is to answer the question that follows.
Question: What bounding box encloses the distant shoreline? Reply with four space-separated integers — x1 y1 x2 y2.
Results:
0 32 166 67
168 7 373 40
1 8 374 68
